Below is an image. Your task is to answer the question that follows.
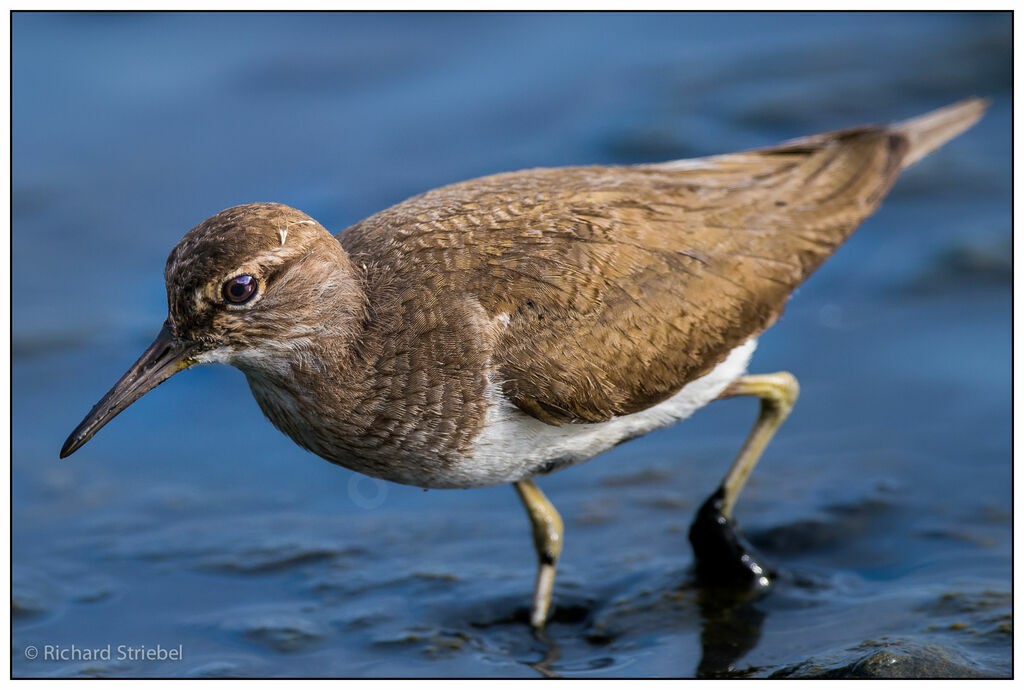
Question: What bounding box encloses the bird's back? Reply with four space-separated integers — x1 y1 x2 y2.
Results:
339 100 986 427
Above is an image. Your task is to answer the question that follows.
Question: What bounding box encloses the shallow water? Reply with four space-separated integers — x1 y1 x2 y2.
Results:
12 11 1011 678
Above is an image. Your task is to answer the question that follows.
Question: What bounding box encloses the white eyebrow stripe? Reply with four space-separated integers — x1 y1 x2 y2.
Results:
278 220 315 246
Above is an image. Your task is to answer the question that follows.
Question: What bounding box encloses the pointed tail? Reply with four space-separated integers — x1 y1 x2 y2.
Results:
892 98 989 169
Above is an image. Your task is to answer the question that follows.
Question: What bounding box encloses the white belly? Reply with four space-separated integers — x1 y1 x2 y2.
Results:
447 339 758 488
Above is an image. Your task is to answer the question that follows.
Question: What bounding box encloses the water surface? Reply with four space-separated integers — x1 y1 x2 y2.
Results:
12 11 1011 678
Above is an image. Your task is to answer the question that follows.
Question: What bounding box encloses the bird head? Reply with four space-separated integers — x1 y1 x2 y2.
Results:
60 203 364 458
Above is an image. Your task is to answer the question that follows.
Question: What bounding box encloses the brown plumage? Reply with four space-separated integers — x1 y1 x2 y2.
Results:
342 100 984 427
344 129 900 427
61 100 987 627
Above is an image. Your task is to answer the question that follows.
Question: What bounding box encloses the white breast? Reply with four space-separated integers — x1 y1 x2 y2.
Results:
446 339 758 488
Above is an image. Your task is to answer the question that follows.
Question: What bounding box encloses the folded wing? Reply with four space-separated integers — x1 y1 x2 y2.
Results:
341 100 985 425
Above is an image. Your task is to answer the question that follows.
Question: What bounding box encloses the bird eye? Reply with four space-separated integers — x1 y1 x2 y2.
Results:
222 274 257 304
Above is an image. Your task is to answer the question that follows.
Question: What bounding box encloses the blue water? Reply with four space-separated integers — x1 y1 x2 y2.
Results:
13 11 1010 678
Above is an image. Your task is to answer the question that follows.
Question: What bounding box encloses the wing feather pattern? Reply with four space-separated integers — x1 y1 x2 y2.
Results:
341 100 984 425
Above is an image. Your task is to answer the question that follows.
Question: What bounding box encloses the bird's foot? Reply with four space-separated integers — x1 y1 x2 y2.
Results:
688 487 773 592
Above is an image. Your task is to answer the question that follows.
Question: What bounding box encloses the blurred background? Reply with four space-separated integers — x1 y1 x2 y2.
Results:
13 12 1010 678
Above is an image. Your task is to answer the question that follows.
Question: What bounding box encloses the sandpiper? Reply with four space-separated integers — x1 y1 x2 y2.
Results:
62 99 986 629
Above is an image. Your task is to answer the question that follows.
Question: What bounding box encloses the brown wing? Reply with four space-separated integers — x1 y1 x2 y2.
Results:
340 101 984 426
495 128 907 424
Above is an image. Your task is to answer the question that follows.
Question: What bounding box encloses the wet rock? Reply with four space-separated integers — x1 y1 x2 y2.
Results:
838 642 990 679
774 639 993 678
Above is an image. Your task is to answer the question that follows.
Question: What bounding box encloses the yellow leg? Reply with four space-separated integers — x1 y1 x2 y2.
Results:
514 479 564 629
689 372 799 589
716 372 799 519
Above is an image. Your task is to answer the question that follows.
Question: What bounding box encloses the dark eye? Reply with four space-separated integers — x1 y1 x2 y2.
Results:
222 274 257 304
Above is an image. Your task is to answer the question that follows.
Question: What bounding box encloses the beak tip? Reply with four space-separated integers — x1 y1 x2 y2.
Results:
56 324 198 463
60 427 89 459
59 438 78 459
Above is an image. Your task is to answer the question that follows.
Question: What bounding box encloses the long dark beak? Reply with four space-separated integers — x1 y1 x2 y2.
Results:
60 325 203 458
